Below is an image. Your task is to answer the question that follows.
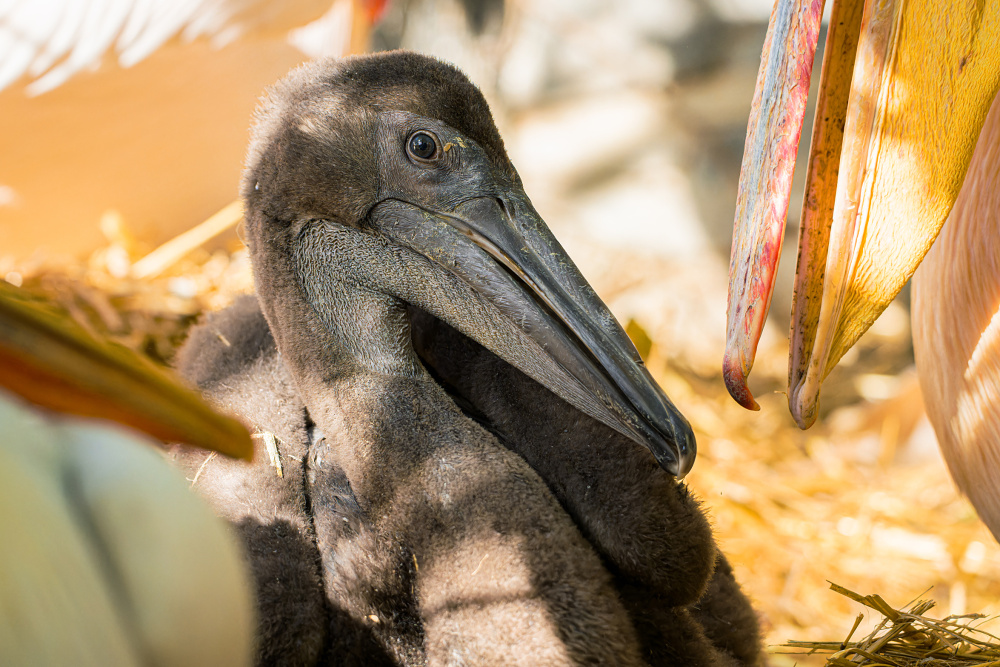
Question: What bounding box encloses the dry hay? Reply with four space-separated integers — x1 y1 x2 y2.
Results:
782 583 1000 666
0 207 252 366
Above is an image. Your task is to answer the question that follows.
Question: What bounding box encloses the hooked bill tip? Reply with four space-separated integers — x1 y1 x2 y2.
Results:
649 413 696 479
672 424 697 480
788 381 819 430
723 348 760 411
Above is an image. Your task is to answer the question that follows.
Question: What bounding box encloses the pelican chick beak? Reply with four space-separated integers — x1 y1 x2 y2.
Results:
371 192 696 478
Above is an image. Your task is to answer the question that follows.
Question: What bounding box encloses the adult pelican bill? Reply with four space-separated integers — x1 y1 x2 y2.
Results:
724 0 1000 536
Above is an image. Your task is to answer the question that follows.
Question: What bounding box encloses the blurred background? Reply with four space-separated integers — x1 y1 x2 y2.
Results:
2 1 998 663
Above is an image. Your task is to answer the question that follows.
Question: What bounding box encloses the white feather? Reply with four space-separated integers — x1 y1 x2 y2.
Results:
0 0 336 94
26 0 89 77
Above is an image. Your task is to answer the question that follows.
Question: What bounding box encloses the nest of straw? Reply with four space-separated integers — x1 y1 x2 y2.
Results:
783 584 1000 666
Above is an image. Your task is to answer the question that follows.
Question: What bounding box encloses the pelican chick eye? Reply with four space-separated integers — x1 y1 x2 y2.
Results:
407 131 439 161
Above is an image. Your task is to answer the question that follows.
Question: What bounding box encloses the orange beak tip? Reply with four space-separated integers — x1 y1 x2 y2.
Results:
723 349 760 411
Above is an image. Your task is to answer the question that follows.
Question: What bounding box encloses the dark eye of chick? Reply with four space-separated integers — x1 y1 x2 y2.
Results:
408 132 438 160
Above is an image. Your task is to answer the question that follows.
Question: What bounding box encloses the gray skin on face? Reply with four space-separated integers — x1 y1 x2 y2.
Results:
173 51 762 665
